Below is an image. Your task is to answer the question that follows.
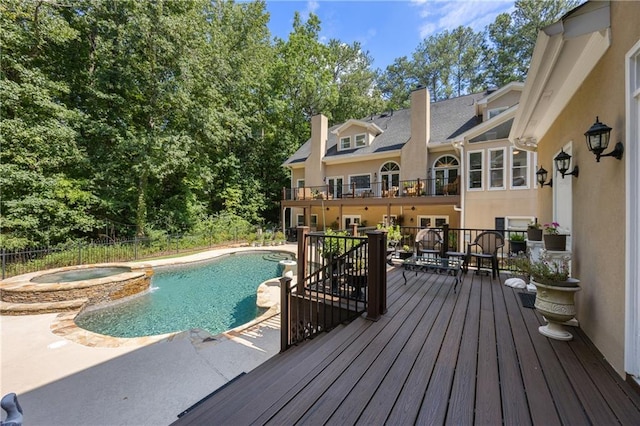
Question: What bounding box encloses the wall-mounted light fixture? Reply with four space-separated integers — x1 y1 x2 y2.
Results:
364 206 368 211
554 149 579 179
411 206 416 210
536 166 553 188
584 117 624 162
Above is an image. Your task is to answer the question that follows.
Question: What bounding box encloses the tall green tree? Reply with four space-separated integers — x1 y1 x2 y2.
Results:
484 0 580 86
0 0 99 247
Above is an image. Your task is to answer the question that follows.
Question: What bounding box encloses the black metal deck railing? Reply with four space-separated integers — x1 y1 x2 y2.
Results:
282 177 460 201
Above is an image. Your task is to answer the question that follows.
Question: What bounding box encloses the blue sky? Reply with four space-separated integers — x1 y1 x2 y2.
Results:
265 0 515 70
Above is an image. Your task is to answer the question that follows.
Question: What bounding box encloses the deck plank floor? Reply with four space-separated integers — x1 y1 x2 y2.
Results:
174 267 640 425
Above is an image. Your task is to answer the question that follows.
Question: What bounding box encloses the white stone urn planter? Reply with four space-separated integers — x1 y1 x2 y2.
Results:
532 278 580 341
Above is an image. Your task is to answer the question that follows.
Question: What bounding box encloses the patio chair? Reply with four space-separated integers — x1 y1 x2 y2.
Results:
466 231 504 278
415 229 442 258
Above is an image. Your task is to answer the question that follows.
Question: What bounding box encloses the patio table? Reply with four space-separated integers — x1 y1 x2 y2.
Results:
402 255 463 292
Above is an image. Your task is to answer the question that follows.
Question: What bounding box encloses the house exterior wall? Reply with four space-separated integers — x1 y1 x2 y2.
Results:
463 139 538 230
535 0 640 376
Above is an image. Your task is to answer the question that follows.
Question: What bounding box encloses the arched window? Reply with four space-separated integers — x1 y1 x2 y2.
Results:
379 161 400 192
433 155 460 195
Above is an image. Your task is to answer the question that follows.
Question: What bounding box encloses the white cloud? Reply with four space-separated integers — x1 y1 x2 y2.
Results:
304 0 320 18
412 0 514 39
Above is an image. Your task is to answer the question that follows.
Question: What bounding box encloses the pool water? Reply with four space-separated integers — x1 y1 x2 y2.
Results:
75 252 293 338
31 266 131 283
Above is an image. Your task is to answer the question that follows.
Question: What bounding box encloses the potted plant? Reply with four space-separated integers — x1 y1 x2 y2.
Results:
543 222 568 251
527 221 543 241
513 252 580 340
397 244 413 260
509 233 527 254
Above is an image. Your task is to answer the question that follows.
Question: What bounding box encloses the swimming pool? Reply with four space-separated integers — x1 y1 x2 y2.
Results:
74 252 293 338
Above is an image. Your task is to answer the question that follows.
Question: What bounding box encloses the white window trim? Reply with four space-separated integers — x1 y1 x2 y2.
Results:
296 214 304 227
343 215 361 230
340 136 351 150
467 150 484 191
296 179 305 188
417 215 450 228
488 148 506 190
510 147 530 189
310 214 318 228
355 133 366 147
625 38 640 382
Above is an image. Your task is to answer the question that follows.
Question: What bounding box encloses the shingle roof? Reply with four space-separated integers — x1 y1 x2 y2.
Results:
283 90 489 166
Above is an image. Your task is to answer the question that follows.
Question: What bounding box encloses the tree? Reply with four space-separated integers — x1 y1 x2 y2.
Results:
485 0 580 86
0 0 99 247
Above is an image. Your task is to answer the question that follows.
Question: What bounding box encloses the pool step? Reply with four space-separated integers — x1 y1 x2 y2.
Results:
263 253 293 262
0 298 87 316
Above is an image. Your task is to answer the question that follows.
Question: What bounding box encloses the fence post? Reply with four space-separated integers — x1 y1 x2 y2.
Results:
134 236 138 260
280 276 292 352
366 230 387 321
1 248 5 280
296 227 309 294
78 242 82 265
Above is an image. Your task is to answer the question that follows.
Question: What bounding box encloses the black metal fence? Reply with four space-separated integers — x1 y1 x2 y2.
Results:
0 230 254 280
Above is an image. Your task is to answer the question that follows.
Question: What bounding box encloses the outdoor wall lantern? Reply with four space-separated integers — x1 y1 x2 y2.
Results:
554 149 579 179
536 166 553 188
584 116 624 162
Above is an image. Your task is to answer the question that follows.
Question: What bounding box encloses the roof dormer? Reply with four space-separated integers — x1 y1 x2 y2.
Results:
475 82 524 122
331 119 383 151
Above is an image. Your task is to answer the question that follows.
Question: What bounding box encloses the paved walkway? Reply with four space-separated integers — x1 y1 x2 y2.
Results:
0 245 295 425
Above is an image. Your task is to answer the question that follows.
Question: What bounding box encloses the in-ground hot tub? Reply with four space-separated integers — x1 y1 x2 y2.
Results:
0 264 153 315
31 266 133 284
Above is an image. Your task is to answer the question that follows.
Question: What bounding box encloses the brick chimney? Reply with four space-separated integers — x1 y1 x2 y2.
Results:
306 114 327 186
400 86 430 180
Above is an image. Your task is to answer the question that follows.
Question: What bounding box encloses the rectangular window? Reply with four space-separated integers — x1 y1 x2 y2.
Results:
349 174 371 190
297 179 304 188
489 148 505 189
355 134 366 147
488 106 508 119
468 151 483 190
512 149 528 188
340 136 351 150
296 214 304 226
310 214 318 228
417 215 449 228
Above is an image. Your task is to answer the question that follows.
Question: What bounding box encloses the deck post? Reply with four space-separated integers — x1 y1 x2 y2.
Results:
366 230 387 321
441 223 449 257
296 226 309 294
280 276 292 352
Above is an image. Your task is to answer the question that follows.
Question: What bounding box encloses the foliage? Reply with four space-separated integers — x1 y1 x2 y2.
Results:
512 251 570 285
510 233 526 242
544 222 561 235
528 221 542 229
320 228 362 258
378 224 402 242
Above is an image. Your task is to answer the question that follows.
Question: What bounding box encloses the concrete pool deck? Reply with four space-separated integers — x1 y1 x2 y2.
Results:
0 244 296 425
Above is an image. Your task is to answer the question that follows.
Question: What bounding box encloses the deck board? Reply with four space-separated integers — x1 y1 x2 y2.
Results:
173 267 640 426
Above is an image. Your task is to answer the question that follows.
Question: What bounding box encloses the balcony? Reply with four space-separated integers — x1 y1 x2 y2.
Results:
282 177 460 205
174 266 640 424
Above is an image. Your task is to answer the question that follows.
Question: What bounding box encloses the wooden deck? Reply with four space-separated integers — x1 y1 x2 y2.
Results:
174 267 640 425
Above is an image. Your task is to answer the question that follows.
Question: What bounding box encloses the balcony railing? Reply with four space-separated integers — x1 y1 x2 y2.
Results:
282 177 460 201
